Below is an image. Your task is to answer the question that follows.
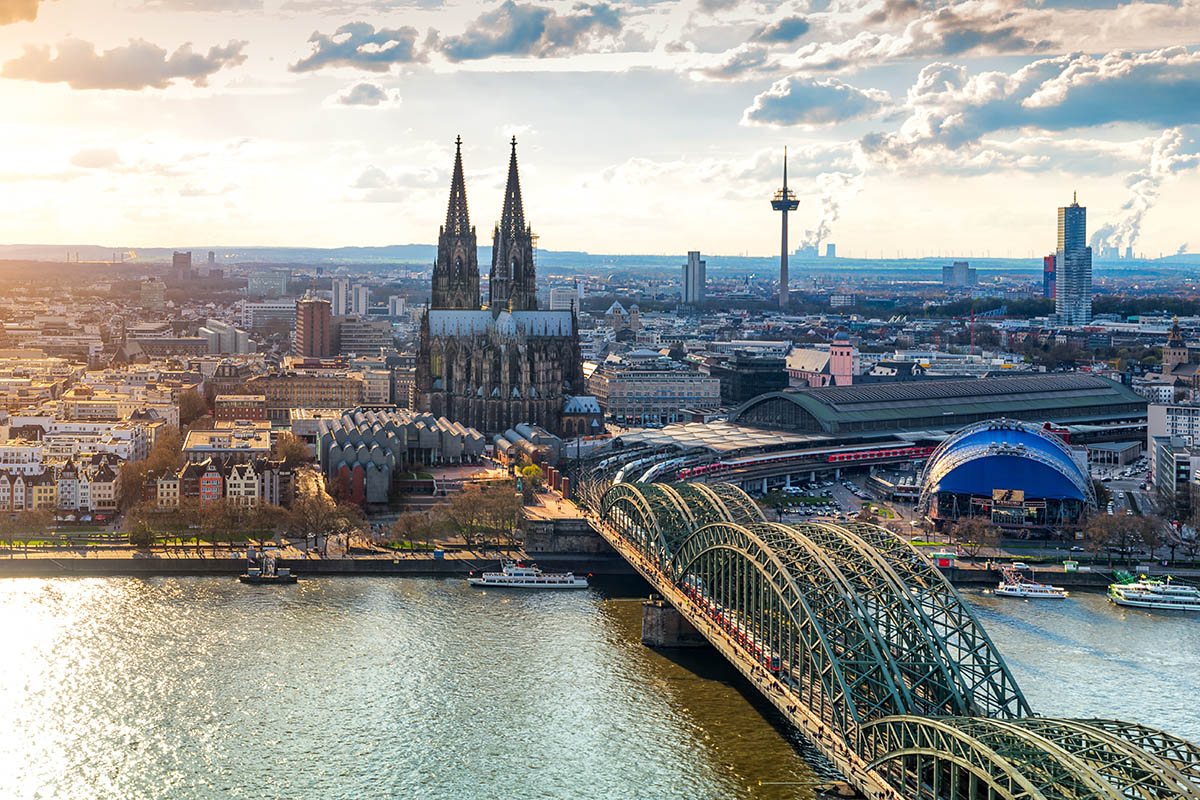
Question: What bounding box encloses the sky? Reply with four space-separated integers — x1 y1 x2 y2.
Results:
0 0 1199 259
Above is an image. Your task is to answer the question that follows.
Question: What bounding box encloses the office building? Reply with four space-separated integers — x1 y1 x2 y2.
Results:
140 279 165 310
241 301 297 331
1055 193 1093 325
387 295 406 317
245 370 365 424
332 278 350 316
247 270 290 298
942 261 976 287
207 251 215 267
336 318 392 355
214 395 267 423
586 353 720 425
681 251 706 305
171 251 192 281
295 298 334 358
1043 254 1056 299
351 284 370 317
707 352 788 405
198 319 251 355
548 287 577 311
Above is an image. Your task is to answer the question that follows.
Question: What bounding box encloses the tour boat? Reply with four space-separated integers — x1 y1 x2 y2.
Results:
994 580 1068 599
467 561 588 589
994 567 1067 599
239 550 298 585
1108 578 1200 611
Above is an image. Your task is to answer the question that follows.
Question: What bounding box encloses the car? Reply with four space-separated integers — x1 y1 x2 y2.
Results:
1070 546 1084 552
1010 562 1030 570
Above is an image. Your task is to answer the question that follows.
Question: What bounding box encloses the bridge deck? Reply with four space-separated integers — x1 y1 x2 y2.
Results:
585 509 896 799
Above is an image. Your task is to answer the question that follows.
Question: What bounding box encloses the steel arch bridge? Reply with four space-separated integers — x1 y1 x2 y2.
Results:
586 480 1200 800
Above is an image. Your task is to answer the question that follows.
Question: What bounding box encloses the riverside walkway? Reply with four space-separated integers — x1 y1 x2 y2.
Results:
577 477 1200 800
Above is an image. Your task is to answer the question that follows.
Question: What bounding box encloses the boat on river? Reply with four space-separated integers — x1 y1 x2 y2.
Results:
1108 578 1200 611
468 561 588 589
994 566 1067 599
239 549 297 585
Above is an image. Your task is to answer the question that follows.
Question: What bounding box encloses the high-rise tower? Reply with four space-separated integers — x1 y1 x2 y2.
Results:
490 137 538 311
1055 192 1092 326
682 251 706 305
431 136 480 310
771 147 799 310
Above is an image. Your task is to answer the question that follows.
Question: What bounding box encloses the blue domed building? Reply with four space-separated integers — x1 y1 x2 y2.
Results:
918 419 1097 529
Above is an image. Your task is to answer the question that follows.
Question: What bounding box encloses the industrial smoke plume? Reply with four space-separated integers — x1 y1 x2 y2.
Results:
802 171 863 249
1090 128 1198 253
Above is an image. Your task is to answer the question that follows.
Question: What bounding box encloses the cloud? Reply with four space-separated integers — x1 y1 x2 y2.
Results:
350 162 441 202
140 0 261 9
743 76 891 126
180 181 238 196
790 0 1056 71
69 147 122 169
0 0 44 24
438 1 622 61
290 22 424 72
752 16 809 44
693 44 772 80
330 81 401 106
696 0 738 12
1 38 247 89
863 47 1200 167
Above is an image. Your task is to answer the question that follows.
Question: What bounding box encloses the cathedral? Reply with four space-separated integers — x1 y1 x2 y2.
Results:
415 137 584 437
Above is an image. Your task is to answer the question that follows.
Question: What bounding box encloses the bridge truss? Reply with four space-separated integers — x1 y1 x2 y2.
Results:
586 480 1200 800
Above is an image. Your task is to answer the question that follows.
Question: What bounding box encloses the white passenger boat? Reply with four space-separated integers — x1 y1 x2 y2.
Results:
468 561 589 589
994 567 1067 599
1108 578 1200 611
994 580 1068 599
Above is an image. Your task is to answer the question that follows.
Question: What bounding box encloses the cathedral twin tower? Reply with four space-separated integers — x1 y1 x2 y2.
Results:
432 136 538 312
416 137 584 437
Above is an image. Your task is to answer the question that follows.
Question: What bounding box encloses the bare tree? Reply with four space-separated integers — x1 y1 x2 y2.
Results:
955 517 1002 561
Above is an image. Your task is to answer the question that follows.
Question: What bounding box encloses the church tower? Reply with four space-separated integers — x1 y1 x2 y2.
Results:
489 137 538 311
431 136 480 310
1165 316 1189 370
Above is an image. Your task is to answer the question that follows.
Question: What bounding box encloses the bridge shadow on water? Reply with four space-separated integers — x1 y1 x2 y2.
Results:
589 575 844 786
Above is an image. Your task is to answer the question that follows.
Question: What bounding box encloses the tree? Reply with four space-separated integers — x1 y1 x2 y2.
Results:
272 431 311 470
1092 479 1111 509
519 464 543 502
117 425 185 511
954 517 1002 561
285 490 359 556
178 390 209 427
128 517 156 548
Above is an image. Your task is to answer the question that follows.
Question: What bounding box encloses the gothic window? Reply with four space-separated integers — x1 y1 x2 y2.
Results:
511 256 519 278
454 255 463 277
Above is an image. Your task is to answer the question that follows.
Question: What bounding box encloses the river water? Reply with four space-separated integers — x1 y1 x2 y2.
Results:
0 577 1195 800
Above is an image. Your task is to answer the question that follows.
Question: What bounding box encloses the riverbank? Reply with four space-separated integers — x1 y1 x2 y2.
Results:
0 550 639 578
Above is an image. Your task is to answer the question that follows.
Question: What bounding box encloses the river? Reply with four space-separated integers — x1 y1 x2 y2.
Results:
0 577 1195 800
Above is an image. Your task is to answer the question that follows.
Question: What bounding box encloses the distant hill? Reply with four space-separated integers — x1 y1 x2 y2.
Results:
0 243 1194 277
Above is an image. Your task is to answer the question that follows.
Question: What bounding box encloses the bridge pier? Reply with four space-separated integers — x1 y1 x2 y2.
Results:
641 598 709 648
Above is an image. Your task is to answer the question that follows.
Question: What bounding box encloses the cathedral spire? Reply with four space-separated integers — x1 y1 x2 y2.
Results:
445 135 471 237
490 137 537 310
499 136 526 239
432 135 480 310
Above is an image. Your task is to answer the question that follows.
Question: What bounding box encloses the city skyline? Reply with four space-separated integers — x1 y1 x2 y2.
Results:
0 1 1198 257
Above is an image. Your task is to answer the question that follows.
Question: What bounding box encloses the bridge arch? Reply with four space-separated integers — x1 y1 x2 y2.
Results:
670 520 914 745
864 716 1200 800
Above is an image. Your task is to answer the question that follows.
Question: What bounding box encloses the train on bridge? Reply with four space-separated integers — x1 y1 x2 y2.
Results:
572 468 1200 800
